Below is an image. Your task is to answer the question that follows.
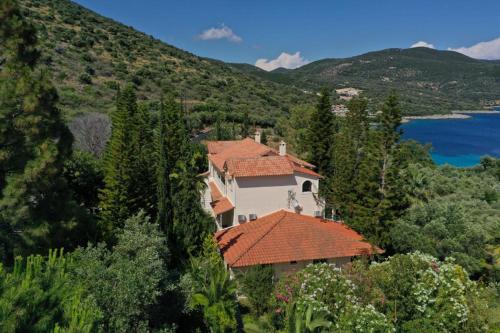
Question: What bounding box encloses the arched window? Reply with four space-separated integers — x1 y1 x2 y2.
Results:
302 180 312 192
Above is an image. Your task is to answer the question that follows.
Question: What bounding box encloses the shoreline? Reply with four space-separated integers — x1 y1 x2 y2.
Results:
402 109 500 123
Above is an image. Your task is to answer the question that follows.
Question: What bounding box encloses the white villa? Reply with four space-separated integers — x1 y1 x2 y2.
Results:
202 133 381 276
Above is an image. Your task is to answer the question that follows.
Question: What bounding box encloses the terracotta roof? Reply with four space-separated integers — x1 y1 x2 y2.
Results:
293 165 322 178
215 210 382 268
208 181 223 201
225 156 294 177
211 197 234 215
206 138 319 178
206 140 241 154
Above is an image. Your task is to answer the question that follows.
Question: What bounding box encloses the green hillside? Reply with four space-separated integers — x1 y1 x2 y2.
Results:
20 0 312 125
232 48 500 115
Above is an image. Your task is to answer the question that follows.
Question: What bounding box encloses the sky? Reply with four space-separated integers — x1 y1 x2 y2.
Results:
74 0 500 71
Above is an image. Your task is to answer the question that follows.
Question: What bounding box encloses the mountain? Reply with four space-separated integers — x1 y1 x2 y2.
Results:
232 48 500 115
20 0 312 124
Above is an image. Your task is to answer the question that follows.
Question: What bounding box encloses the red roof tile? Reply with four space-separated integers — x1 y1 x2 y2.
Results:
215 210 382 268
211 197 234 215
293 165 322 178
206 138 320 178
208 181 223 201
225 156 294 177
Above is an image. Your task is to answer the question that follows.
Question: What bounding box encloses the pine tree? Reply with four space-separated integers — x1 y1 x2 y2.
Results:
156 97 174 237
0 0 87 261
131 103 156 218
330 98 370 217
99 85 140 235
307 88 336 177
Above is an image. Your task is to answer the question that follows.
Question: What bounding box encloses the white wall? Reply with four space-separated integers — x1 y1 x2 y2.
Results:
232 172 322 225
231 256 352 279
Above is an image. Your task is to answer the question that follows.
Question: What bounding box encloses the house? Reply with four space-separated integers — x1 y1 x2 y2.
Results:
202 134 381 276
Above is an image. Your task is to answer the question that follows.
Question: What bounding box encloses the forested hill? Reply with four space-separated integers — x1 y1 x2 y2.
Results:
20 0 312 122
232 48 500 115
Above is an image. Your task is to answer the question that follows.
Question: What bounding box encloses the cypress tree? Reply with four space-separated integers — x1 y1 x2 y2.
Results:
156 98 173 237
99 85 140 235
330 98 370 217
0 0 87 261
307 88 336 177
132 103 156 218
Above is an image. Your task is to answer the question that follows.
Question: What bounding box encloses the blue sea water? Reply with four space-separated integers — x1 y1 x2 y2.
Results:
401 108 500 167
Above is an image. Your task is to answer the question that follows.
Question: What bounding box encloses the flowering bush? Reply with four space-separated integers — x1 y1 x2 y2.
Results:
272 263 393 332
368 252 490 332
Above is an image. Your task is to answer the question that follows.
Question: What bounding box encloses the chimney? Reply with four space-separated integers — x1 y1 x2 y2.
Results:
254 131 261 143
279 140 286 156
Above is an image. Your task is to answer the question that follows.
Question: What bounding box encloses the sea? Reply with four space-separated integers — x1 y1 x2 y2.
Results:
401 107 500 167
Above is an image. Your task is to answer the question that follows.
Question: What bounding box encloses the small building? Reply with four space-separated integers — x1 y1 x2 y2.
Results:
203 135 323 229
202 133 381 276
331 104 349 116
215 210 382 278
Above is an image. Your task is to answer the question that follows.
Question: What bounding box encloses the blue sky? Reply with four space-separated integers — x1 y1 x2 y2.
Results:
74 0 500 70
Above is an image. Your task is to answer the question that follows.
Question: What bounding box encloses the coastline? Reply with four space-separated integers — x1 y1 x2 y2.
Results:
402 108 500 123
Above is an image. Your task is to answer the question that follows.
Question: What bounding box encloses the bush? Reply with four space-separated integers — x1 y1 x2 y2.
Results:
236 265 275 316
79 73 92 84
0 249 101 332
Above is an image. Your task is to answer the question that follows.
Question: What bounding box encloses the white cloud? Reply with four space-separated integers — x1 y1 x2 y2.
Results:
410 41 435 49
197 25 242 43
255 52 309 71
448 37 500 60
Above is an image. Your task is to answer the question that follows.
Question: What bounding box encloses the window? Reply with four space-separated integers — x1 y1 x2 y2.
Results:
313 259 327 264
302 180 312 192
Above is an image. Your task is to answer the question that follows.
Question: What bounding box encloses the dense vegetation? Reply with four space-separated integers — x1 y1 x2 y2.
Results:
18 0 312 127
1 0 499 332
232 47 500 115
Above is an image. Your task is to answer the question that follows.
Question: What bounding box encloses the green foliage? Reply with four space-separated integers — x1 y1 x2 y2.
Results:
64 150 104 212
0 0 89 262
272 263 394 333
391 163 500 280
276 105 314 158
328 94 409 246
307 88 336 177
236 265 275 316
71 212 170 332
358 252 491 332
184 237 238 333
0 249 101 332
99 85 156 239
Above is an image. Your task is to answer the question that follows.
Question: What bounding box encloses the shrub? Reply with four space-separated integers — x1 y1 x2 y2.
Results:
236 265 275 316
79 73 92 84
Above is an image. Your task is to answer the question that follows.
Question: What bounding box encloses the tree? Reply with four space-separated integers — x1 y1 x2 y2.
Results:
361 252 491 332
69 113 111 158
156 98 171 237
236 265 275 316
156 96 213 264
0 0 87 262
63 150 104 213
99 85 156 238
307 88 336 178
184 237 238 333
0 249 101 332
170 152 215 264
330 98 370 217
131 103 156 219
71 212 170 332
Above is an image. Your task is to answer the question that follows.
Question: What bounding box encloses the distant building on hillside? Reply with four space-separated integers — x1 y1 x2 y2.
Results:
331 104 349 116
335 87 362 101
201 133 381 277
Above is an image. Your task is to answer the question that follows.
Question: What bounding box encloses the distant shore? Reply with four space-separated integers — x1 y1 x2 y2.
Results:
402 109 500 123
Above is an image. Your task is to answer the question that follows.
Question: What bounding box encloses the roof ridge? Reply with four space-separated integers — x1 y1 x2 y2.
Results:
231 210 288 266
